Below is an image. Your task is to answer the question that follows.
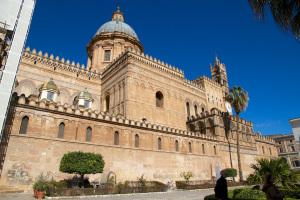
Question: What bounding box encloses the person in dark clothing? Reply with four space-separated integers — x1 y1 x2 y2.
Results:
262 174 283 200
214 170 228 200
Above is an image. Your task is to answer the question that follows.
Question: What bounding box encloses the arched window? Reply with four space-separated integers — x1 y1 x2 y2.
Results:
201 107 205 112
175 140 179 152
105 95 110 112
269 147 272 155
279 147 283 153
214 145 217 155
86 127 92 142
114 131 119 145
135 134 139 148
158 137 162 150
202 144 205 154
262 146 265 154
156 91 164 108
189 142 192 153
19 116 29 134
186 102 190 118
58 122 65 138
194 105 198 116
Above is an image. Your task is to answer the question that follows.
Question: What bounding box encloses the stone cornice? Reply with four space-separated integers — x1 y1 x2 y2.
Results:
22 47 101 81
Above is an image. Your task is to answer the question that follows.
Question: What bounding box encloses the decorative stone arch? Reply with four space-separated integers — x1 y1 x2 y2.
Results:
14 79 38 97
91 95 100 110
210 107 221 114
57 87 72 105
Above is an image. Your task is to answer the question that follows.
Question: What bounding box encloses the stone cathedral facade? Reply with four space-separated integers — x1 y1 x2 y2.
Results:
0 7 277 189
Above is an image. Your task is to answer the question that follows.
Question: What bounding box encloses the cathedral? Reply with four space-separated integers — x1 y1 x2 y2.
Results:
0 7 277 189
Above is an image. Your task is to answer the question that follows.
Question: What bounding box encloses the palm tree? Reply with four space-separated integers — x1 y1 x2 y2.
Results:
247 158 297 189
248 0 300 39
226 86 249 182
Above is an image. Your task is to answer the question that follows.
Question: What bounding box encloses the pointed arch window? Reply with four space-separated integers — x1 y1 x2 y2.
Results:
105 95 110 112
175 140 179 152
114 131 119 145
202 144 205 154
194 105 198 116
214 145 217 155
156 91 164 108
135 134 139 148
19 116 29 134
189 142 192 153
58 122 65 138
269 147 272 155
158 137 162 150
186 102 190 118
262 146 265 154
86 127 92 142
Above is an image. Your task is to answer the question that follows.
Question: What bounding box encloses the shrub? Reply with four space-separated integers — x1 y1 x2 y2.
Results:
33 174 48 192
59 151 105 187
247 158 297 189
204 194 216 200
180 171 193 182
222 168 237 178
232 188 265 200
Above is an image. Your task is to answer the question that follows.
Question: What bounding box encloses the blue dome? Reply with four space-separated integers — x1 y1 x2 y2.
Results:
95 20 139 41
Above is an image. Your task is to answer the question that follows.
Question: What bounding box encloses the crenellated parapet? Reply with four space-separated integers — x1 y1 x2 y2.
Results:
254 133 275 145
102 49 184 79
16 94 218 142
102 49 206 92
193 76 223 89
21 47 101 80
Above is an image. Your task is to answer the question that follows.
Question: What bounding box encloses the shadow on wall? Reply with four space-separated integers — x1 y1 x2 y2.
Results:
0 92 18 177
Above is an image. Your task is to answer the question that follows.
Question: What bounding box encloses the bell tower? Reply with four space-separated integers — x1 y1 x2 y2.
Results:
210 57 229 93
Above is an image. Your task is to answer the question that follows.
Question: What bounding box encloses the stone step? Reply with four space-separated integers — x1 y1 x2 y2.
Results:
0 186 24 193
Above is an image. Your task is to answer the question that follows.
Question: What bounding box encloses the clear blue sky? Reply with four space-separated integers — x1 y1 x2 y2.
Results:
26 0 300 135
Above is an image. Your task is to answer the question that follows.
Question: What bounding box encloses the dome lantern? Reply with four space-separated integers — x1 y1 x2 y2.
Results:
112 6 124 22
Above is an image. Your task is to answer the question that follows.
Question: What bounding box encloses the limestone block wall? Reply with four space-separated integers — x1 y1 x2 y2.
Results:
101 51 214 130
0 95 277 190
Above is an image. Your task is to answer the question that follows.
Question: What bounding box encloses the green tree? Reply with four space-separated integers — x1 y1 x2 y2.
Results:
59 151 105 186
226 86 249 182
247 157 298 189
248 0 300 39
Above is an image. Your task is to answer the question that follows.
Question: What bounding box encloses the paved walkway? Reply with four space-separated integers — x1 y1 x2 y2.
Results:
0 189 214 200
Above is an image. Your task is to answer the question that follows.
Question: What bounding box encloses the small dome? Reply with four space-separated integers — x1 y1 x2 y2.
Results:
77 88 93 101
39 78 59 93
94 6 139 41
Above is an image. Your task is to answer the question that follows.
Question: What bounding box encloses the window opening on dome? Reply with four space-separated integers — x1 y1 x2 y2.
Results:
104 50 111 61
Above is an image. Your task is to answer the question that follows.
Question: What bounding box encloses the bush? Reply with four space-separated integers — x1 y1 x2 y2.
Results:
222 168 237 178
232 188 265 200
